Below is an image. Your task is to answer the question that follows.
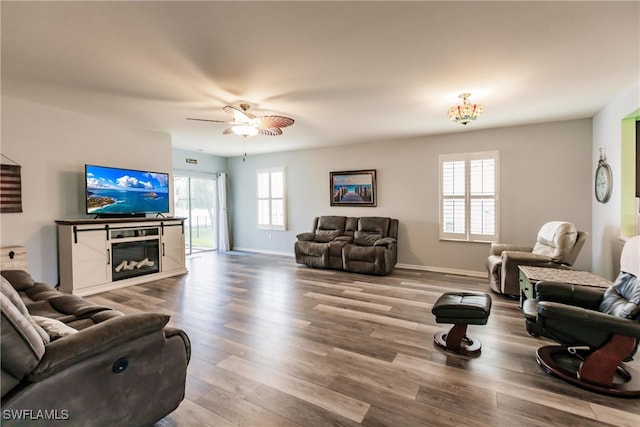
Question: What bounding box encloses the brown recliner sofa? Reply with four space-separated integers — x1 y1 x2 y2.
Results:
1 269 190 427
295 216 399 275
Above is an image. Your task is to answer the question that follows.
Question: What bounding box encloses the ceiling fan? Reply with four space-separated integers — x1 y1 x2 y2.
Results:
187 103 294 137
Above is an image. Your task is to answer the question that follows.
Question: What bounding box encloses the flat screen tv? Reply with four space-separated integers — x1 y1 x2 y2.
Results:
85 164 170 217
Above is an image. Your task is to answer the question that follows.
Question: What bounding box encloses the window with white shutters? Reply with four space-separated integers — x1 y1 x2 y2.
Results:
439 152 499 242
257 167 286 230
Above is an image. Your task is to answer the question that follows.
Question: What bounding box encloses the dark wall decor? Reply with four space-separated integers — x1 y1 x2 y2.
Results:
1 154 23 213
330 169 376 207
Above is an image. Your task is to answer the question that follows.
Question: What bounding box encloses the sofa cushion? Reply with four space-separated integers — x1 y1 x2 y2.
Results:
532 221 578 262
345 244 381 263
313 216 347 242
1 269 36 291
17 281 115 325
344 217 358 237
2 276 30 318
599 272 640 320
20 283 64 305
354 231 382 246
31 315 79 341
1 278 47 388
315 230 340 242
317 216 346 233
2 277 49 344
358 217 390 237
65 309 124 330
328 240 348 257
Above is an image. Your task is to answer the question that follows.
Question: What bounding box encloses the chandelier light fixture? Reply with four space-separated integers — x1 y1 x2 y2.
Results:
448 93 483 125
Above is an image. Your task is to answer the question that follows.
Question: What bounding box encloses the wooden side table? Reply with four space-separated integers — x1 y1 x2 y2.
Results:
517 266 612 308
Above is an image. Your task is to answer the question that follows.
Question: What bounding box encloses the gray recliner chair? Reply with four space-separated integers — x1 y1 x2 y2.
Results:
486 221 587 296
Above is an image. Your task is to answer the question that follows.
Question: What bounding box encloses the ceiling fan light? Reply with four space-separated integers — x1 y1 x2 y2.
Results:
231 125 259 137
448 93 483 125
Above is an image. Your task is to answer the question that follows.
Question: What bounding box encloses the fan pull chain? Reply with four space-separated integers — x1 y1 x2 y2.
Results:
243 138 248 162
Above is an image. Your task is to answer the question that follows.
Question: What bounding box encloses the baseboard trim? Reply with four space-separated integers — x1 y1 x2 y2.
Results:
231 247 294 257
231 248 486 278
395 263 487 278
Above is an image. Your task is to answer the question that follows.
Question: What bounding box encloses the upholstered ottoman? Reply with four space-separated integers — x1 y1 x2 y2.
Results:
431 291 492 356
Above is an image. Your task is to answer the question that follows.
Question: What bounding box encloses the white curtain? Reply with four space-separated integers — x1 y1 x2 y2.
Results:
217 173 231 251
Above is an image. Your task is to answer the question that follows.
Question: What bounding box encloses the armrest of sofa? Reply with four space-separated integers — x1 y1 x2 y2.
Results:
489 243 533 256
26 313 170 381
373 237 396 248
296 232 316 241
164 326 191 362
334 236 353 243
502 250 551 264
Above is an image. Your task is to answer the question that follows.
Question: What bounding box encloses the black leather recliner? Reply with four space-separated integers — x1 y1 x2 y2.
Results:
523 235 640 397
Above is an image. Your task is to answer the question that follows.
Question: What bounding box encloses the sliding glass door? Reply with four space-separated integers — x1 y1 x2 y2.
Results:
173 174 217 254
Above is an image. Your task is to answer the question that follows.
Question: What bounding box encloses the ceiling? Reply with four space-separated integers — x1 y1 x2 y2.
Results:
2 1 638 157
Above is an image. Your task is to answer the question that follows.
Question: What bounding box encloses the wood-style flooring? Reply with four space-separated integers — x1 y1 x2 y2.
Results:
87 251 640 427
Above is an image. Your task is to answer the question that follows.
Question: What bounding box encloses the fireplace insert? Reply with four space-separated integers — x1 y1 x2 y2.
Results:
111 239 160 281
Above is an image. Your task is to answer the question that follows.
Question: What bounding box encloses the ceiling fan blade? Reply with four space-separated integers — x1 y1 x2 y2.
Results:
258 116 294 129
187 117 231 123
223 105 252 123
258 127 283 136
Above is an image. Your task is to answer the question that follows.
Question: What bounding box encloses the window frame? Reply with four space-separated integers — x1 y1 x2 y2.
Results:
256 167 287 231
439 151 500 242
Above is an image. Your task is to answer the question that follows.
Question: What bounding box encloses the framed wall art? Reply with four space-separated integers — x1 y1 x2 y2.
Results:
330 169 376 207
1 155 23 213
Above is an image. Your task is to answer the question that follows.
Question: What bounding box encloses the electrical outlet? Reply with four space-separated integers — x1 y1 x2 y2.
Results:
268 233 272 240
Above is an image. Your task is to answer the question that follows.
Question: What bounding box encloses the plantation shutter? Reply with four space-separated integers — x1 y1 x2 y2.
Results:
440 152 499 242
256 167 286 230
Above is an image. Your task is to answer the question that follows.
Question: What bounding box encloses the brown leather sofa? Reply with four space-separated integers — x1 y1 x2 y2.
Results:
1 269 190 427
295 216 399 275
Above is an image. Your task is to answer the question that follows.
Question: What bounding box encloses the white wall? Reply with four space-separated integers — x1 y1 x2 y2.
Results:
172 148 227 175
0 94 602 282
592 80 640 279
229 119 593 275
0 96 173 284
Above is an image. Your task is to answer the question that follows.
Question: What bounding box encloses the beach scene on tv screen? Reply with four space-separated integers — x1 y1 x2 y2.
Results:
86 166 169 214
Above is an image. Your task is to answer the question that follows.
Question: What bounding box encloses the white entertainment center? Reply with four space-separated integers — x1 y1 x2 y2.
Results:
56 217 187 296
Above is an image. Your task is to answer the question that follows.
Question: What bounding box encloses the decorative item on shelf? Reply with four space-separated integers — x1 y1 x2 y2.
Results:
448 93 483 125
0 153 23 213
1 246 27 270
595 147 613 203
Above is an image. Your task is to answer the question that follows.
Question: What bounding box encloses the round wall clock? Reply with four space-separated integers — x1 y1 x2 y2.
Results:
595 150 612 203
